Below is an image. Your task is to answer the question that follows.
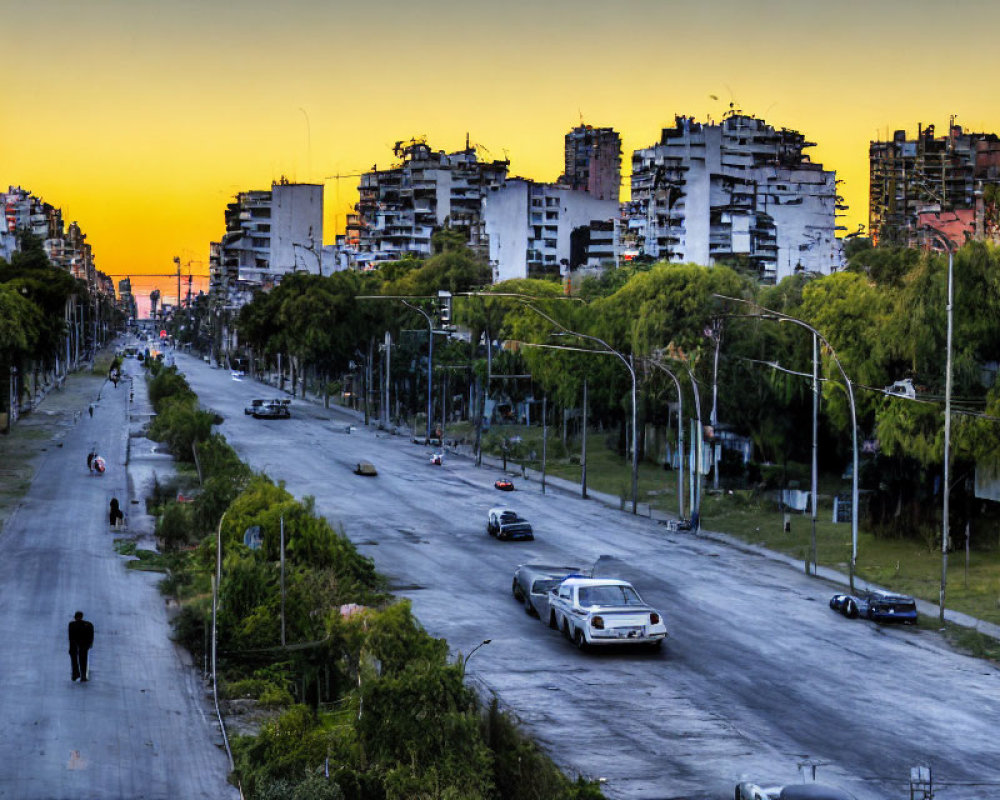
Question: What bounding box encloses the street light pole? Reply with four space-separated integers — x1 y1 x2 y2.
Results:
714 295 860 589
515 300 638 514
401 300 434 441
924 230 956 623
648 360 684 520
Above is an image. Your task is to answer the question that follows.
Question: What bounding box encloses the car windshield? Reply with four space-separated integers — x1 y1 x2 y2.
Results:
532 578 562 594
578 585 642 607
499 512 521 523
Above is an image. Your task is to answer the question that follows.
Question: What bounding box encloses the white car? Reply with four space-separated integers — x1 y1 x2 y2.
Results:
547 577 667 651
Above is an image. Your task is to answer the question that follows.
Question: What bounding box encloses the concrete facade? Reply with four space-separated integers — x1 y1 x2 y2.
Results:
483 179 619 282
211 180 323 306
625 114 843 283
354 139 509 261
560 124 622 203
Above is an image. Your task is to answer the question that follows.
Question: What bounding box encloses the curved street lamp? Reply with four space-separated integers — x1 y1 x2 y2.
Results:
400 300 435 442
714 294 860 590
922 229 957 623
646 359 685 520
514 299 638 514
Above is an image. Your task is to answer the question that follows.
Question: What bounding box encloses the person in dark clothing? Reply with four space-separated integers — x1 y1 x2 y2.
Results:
87 451 95 472
68 611 94 682
109 498 124 527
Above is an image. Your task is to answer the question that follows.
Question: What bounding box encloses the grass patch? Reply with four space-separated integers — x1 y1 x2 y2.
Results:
929 621 1000 662
114 539 137 556
123 547 175 573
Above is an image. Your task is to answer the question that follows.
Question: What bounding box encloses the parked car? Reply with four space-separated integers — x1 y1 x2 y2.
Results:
829 589 917 623
252 399 291 419
486 508 534 541
548 577 667 651
494 477 515 491
512 564 589 617
354 461 377 476
736 781 858 800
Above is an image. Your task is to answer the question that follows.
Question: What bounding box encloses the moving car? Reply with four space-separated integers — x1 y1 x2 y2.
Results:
494 477 515 491
548 577 667 651
354 461 377 476
829 589 917 623
245 398 268 415
486 508 534 541
512 564 589 617
252 399 291 419
736 781 858 800
430 453 443 465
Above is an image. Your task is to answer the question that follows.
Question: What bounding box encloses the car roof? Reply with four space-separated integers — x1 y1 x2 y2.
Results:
560 577 631 588
778 784 857 800
489 506 516 515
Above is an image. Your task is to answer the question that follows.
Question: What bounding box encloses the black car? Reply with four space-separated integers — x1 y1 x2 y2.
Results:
829 589 917 623
252 399 291 419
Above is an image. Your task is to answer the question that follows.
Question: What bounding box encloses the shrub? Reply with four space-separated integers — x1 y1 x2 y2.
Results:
157 500 195 551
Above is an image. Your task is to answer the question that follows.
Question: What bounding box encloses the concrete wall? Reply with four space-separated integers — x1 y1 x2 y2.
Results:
271 183 323 276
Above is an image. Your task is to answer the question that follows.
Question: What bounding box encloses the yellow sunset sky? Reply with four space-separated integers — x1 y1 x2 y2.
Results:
4 0 1000 305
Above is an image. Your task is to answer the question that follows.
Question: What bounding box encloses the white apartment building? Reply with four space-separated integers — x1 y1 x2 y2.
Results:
212 180 323 302
626 114 843 283
483 179 619 282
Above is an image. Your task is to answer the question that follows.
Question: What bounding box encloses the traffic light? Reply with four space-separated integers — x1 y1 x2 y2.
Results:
437 290 453 328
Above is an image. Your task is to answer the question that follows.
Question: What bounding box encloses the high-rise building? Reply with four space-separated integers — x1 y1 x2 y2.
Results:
624 113 843 282
869 121 1000 246
560 125 622 203
483 179 619 282
212 179 323 302
354 139 509 261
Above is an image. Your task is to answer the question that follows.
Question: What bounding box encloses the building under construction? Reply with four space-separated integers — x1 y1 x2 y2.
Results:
869 120 1000 246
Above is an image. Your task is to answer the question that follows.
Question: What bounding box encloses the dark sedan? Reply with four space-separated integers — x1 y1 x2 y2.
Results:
829 589 917 623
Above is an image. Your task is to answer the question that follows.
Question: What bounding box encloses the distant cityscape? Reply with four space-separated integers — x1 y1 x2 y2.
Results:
4 111 1000 321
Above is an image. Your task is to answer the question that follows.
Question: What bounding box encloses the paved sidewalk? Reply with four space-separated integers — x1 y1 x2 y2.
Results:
0 353 236 800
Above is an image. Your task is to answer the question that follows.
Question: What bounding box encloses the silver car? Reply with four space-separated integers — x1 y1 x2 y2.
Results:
511 564 588 617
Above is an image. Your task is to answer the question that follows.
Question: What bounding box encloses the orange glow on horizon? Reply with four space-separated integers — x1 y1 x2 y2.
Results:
4 1 999 290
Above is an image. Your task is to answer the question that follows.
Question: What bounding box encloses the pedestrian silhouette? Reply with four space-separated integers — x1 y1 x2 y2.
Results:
68 611 94 682
88 403 94 418
109 498 125 528
87 451 95 472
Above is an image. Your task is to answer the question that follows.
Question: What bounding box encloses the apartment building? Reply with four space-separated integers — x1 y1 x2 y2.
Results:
483 179 619 281
353 139 509 260
625 113 843 283
211 179 323 304
870 120 1000 246
560 124 622 203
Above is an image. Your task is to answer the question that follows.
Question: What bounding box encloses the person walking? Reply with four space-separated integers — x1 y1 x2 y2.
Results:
109 498 125 528
68 611 94 682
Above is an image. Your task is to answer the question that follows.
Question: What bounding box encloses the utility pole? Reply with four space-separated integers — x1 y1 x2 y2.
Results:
581 380 588 498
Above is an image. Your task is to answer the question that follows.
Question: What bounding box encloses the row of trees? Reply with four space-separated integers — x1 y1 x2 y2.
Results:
179 230 1000 546
143 361 603 799
0 232 121 426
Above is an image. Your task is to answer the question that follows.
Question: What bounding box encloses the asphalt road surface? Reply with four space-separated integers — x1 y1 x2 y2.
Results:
191 354 998 800
0 358 237 800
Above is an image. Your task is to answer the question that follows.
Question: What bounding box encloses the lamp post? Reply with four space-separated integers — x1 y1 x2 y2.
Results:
924 229 956 623
647 360 685 520
401 300 435 442
551 331 638 514
714 295 859 589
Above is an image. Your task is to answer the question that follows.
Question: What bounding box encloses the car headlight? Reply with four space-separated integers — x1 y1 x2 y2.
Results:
591 616 604 629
